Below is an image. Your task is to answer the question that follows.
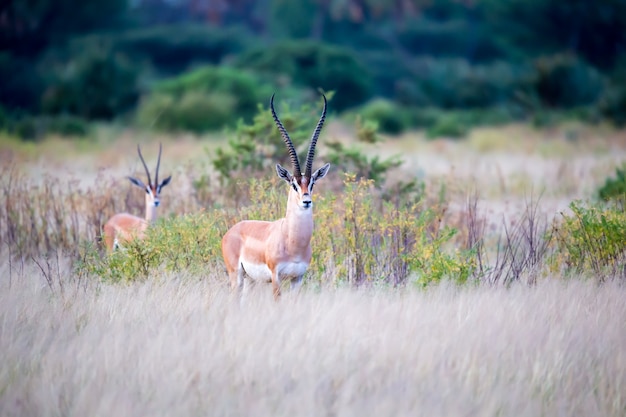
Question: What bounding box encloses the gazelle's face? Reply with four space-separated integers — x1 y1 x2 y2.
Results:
128 176 172 208
276 163 330 210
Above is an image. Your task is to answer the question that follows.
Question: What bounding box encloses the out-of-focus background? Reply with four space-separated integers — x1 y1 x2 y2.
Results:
2 0 626 137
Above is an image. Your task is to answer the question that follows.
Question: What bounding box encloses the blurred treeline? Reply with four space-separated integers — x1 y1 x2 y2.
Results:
2 0 626 138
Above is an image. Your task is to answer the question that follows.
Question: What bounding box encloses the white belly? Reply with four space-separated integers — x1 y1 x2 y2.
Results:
277 261 309 279
240 260 309 282
240 260 272 282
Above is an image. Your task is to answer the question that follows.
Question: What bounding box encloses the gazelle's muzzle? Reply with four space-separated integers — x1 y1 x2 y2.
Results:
302 194 312 209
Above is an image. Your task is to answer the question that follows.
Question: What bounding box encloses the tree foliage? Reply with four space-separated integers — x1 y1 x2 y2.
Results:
2 0 626 130
0 0 128 56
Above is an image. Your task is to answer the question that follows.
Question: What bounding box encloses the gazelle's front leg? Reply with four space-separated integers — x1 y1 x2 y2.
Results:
271 270 282 301
229 264 244 295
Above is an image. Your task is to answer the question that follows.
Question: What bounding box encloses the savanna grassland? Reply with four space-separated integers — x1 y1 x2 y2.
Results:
1 122 626 417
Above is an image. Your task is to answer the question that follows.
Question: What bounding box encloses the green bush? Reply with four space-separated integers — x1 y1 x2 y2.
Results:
142 65 271 130
426 113 470 139
598 86 626 127
555 201 626 278
598 164 626 202
311 176 474 286
209 94 414 202
356 99 410 135
598 60 626 126
79 213 226 282
324 141 403 185
234 40 372 111
8 115 90 141
418 107 519 139
528 54 605 108
41 50 139 120
209 95 333 201
136 92 237 133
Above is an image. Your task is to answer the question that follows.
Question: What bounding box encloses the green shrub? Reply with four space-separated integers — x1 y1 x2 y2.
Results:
143 65 271 130
598 164 626 202
234 40 372 111
554 201 626 278
136 92 237 133
209 94 415 203
528 54 605 109
426 113 470 139
9 115 90 141
79 213 226 282
421 107 518 139
598 60 626 126
324 141 403 184
41 49 139 120
598 87 626 127
311 176 474 286
356 99 410 135
209 95 332 201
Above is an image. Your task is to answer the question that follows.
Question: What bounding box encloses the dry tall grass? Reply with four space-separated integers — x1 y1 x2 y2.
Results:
1 259 625 417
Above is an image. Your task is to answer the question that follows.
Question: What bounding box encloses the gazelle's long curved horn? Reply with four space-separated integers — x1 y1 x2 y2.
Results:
137 145 152 186
305 94 327 178
271 94 301 179
155 142 162 186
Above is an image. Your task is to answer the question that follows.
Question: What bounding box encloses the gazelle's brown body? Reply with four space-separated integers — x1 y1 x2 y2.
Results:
103 144 171 252
222 94 330 299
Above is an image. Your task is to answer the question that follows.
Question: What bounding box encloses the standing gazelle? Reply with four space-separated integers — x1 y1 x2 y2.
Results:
221 94 331 299
103 143 172 252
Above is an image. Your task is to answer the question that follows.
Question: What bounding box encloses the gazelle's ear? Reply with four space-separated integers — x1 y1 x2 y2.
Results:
159 175 172 188
127 176 146 189
276 164 293 183
311 163 330 183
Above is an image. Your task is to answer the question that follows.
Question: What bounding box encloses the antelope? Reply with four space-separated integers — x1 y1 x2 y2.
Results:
221 94 331 300
103 143 172 252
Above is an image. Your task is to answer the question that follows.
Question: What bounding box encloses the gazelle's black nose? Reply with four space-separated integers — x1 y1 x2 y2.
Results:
154 200 160 207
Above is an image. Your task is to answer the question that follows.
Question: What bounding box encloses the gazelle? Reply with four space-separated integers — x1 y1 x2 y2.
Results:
221 94 331 299
103 143 172 252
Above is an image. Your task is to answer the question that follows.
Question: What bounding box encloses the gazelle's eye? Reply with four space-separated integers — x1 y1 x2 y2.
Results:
292 183 298 191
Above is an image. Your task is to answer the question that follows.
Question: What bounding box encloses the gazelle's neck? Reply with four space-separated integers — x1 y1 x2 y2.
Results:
284 189 314 249
145 194 158 223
